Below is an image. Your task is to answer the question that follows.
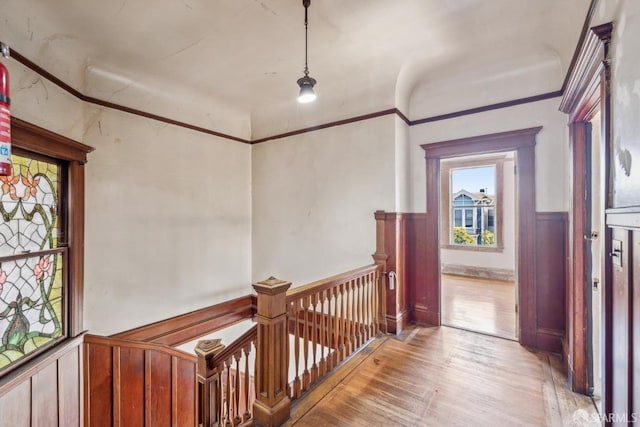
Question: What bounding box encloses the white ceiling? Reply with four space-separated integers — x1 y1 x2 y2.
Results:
0 0 591 139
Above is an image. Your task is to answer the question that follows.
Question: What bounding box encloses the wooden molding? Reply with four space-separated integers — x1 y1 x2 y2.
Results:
10 47 562 145
560 22 613 116
422 127 540 348
411 91 562 126
421 127 542 159
11 117 94 163
560 0 606 94
112 295 255 347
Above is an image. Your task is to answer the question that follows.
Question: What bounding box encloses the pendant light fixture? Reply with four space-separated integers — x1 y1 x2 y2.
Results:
297 0 317 103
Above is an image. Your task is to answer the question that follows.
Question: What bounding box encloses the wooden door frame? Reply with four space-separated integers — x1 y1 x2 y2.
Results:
559 22 612 396
421 127 540 347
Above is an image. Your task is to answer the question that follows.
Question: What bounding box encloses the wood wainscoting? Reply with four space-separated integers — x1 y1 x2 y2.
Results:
374 210 568 353
0 334 85 426
84 335 197 427
535 212 568 354
604 208 640 422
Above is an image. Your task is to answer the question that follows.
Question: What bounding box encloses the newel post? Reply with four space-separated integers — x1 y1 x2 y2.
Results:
195 339 225 427
252 277 292 427
373 210 389 334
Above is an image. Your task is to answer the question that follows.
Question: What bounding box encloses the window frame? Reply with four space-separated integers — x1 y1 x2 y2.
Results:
0 117 92 378
440 155 506 252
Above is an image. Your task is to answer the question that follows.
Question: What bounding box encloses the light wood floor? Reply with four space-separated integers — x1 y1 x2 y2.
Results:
287 326 598 427
441 274 517 340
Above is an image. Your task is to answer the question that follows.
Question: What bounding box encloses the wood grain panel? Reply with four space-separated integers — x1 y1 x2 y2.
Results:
610 227 629 421
0 336 83 427
0 380 31 427
86 343 114 427
32 361 59 426
58 346 81 427
175 358 197 427
84 335 197 427
149 351 172 427
119 347 145 427
535 212 568 353
405 214 432 325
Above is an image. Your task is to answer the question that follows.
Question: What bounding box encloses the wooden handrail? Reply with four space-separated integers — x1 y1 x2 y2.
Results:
208 325 257 369
286 264 381 302
84 334 197 361
196 325 258 427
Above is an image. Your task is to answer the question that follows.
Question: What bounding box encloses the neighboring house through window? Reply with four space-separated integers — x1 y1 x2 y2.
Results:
440 155 506 251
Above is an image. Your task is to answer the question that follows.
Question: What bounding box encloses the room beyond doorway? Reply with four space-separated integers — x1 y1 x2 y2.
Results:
439 152 518 341
441 274 517 340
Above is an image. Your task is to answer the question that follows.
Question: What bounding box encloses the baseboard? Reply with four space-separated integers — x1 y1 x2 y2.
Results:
535 327 564 354
412 304 439 326
441 264 515 282
112 295 255 346
386 309 411 335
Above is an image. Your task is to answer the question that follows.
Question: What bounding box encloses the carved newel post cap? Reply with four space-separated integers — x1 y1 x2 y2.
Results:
194 338 225 357
253 276 292 295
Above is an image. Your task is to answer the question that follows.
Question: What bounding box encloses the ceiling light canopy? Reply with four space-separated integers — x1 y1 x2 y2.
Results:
297 0 316 104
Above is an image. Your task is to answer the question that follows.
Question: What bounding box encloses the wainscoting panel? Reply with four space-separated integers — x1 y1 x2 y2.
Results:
0 334 84 427
535 212 568 353
84 335 197 427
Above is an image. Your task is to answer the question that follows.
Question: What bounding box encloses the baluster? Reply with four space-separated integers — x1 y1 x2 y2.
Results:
347 280 355 355
319 289 327 378
243 344 251 422
292 300 301 398
338 283 345 363
365 273 371 341
333 286 340 368
217 369 224 427
328 287 336 370
234 352 242 425
356 276 363 348
353 279 359 349
373 271 380 335
310 293 319 385
302 296 310 391
225 356 233 426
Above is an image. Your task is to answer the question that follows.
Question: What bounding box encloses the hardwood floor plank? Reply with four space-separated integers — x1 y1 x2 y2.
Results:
441 274 516 340
288 326 597 426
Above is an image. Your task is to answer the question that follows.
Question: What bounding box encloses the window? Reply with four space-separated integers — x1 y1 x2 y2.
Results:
0 152 66 372
440 155 507 251
0 118 91 375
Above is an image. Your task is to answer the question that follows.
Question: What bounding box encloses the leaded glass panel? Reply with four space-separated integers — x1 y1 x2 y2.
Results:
0 153 65 373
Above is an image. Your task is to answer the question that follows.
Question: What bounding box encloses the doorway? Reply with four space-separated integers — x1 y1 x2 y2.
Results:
439 153 518 340
421 127 541 348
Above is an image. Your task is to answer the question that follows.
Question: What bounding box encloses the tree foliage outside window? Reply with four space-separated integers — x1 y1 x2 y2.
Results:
453 227 476 245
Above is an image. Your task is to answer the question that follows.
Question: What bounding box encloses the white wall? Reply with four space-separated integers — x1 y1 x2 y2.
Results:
594 0 640 208
83 106 252 335
2 38 253 337
251 116 396 286
408 98 570 213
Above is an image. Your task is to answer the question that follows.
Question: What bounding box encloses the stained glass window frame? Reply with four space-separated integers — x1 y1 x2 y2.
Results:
0 147 69 374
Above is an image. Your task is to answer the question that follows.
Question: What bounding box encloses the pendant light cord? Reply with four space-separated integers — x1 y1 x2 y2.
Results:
303 0 310 77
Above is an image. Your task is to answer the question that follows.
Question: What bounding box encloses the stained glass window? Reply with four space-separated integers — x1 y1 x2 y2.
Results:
0 152 65 372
